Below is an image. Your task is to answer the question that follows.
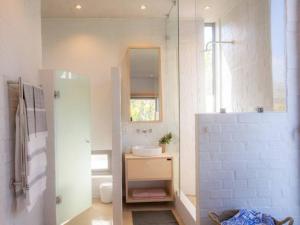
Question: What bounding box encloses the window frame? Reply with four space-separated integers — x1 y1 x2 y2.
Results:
91 150 112 176
204 22 217 112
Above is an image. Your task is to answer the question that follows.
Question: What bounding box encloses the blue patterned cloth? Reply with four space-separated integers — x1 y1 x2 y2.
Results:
221 209 275 225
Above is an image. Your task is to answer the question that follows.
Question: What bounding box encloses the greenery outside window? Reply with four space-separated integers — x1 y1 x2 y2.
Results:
130 97 159 122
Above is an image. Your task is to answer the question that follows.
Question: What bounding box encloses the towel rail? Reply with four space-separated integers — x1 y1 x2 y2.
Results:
7 80 43 90
7 78 48 211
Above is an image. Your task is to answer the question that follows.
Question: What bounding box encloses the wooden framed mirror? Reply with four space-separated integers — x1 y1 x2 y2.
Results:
127 47 162 122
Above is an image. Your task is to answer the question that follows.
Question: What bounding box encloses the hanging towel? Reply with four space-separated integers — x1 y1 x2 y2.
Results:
14 83 29 208
27 87 48 211
14 82 48 212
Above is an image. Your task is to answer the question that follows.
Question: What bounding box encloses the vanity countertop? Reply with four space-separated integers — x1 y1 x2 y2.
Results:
125 153 173 159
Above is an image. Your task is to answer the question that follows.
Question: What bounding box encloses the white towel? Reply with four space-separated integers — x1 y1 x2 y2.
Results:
28 151 47 183
27 176 47 212
14 82 48 212
27 133 47 155
14 101 29 197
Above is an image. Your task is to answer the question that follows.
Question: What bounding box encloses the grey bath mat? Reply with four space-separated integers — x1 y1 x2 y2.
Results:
132 210 179 225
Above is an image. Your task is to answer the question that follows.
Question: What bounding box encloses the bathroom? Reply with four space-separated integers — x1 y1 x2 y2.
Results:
1 0 300 225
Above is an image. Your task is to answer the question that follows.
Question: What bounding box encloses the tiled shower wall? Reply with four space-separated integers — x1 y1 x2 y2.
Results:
0 0 43 225
198 113 298 224
197 0 300 223
219 0 273 112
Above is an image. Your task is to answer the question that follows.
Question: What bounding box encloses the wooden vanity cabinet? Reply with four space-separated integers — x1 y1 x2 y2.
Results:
125 153 174 203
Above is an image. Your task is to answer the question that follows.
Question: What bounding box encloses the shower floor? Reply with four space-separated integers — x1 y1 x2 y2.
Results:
186 195 196 206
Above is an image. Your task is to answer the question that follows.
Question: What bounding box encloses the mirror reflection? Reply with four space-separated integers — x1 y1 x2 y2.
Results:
129 48 161 122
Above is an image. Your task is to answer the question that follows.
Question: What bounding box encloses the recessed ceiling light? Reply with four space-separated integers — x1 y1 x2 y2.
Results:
204 6 211 10
140 5 147 10
75 4 82 10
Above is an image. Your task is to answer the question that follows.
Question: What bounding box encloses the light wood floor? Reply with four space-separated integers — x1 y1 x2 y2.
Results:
65 200 185 225
65 200 113 225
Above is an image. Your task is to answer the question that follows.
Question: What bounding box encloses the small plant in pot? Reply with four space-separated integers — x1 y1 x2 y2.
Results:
159 132 173 153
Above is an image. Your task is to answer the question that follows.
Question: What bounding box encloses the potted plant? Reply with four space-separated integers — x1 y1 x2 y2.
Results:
159 132 173 153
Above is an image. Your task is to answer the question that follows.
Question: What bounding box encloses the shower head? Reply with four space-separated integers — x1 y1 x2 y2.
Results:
204 40 235 52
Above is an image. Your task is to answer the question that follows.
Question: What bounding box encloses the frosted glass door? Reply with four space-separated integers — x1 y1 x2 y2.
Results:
54 71 91 225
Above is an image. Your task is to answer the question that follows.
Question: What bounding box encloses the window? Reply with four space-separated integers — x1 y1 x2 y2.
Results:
130 97 159 122
204 23 216 112
91 150 111 175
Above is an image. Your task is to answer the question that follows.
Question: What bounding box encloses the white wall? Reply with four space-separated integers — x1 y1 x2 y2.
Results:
179 19 203 196
197 1 300 224
42 18 167 151
0 0 43 225
218 0 273 112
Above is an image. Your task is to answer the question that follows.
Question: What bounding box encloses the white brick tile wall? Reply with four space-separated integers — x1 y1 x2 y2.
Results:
248 198 272 208
247 178 270 189
223 180 247 189
197 3 300 222
205 125 221 133
198 111 300 224
208 171 235 180
210 190 233 199
221 143 246 152
222 161 247 170
209 133 232 142
214 114 238 124
234 169 258 179
246 161 268 169
222 199 248 208
200 162 222 170
201 180 223 190
201 199 224 208
233 189 257 198
237 114 263 123
231 132 257 141
200 143 221 152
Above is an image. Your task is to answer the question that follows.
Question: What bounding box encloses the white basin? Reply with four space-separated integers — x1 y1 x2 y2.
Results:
131 146 162 157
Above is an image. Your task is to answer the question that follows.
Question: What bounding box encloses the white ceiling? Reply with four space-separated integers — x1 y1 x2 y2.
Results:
42 0 244 22
196 0 241 22
42 0 175 18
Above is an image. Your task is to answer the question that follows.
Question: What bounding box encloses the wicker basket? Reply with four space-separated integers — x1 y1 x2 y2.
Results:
208 210 294 225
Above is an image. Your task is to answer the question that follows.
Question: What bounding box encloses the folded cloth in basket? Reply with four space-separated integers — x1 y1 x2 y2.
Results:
221 209 275 225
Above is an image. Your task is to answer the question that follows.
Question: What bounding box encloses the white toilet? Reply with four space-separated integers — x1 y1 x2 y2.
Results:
99 182 113 203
